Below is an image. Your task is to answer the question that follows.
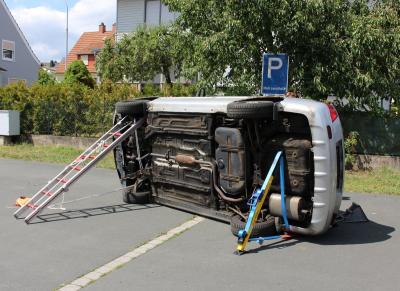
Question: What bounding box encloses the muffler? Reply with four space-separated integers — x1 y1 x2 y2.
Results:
268 194 309 221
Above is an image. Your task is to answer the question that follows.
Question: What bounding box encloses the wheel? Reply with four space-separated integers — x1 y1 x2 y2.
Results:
227 100 274 119
115 100 148 116
122 190 151 204
230 214 277 238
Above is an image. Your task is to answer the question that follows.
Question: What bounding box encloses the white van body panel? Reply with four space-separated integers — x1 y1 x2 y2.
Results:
149 96 344 235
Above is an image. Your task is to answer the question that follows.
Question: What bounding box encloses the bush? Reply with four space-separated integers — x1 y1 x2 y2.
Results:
64 60 95 88
142 84 160 96
37 68 56 85
344 131 360 170
0 82 33 133
0 82 197 137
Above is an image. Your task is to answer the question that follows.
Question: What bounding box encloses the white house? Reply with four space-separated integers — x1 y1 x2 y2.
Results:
116 0 178 40
0 0 40 86
116 0 185 86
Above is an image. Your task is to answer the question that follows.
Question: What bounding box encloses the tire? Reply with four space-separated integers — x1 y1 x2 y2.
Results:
122 190 151 204
227 100 274 119
115 100 148 116
230 214 277 238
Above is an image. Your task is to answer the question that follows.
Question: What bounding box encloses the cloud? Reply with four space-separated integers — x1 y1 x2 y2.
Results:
69 0 115 35
10 6 65 61
10 0 116 62
31 43 62 61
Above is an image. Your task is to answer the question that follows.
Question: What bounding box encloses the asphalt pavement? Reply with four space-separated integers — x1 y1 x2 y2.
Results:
84 193 398 291
0 158 398 291
0 158 192 291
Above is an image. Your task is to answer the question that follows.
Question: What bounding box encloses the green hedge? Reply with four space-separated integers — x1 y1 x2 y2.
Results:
2 82 399 156
0 81 196 137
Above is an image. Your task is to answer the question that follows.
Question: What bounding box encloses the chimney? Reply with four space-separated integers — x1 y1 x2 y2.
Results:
99 22 106 33
112 23 117 33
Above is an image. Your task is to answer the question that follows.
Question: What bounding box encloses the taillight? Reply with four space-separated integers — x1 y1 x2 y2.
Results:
327 104 338 122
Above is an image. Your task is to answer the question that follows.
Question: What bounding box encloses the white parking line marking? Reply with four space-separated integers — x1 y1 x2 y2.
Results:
58 216 205 291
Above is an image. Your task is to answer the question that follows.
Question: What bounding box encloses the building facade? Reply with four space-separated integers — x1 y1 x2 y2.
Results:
116 0 182 86
116 0 178 40
55 23 115 83
0 0 40 86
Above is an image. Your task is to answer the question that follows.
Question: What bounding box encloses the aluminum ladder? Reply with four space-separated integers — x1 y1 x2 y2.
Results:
14 116 145 224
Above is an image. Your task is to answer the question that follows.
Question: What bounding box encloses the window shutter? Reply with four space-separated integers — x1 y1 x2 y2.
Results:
161 4 177 24
3 41 15 51
145 0 161 26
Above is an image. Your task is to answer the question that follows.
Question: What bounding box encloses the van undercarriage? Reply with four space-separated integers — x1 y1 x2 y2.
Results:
113 97 326 235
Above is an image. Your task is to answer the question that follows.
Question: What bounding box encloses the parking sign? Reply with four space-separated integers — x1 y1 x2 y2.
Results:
262 53 289 95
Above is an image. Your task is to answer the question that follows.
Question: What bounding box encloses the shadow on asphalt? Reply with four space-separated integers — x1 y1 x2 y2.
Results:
27 204 161 224
246 219 395 254
311 220 395 245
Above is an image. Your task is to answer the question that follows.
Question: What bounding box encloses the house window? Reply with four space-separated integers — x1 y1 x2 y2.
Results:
145 0 161 26
145 1 177 26
8 78 26 85
161 4 177 24
2 40 15 61
80 55 89 66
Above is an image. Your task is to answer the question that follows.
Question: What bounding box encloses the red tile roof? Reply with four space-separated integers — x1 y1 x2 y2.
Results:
56 24 115 74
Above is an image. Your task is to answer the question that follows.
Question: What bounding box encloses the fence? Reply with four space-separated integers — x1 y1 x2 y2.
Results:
340 112 400 156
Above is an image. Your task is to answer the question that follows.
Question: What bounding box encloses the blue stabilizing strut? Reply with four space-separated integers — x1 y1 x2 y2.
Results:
279 156 290 228
237 151 283 240
239 151 291 245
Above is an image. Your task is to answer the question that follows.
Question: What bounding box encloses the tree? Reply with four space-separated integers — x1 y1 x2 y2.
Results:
64 60 95 88
340 0 400 112
37 68 56 85
164 0 400 111
96 38 123 82
164 0 353 96
96 25 184 84
96 0 399 111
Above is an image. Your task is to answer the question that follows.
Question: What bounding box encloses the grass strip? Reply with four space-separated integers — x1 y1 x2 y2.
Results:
0 144 115 169
345 167 400 195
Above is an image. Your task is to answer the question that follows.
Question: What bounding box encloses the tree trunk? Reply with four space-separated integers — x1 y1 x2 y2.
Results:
162 66 172 84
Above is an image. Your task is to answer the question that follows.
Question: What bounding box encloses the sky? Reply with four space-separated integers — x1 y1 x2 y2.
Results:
4 0 116 62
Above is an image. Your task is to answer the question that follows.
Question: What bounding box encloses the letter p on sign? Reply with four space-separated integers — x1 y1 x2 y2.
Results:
267 57 283 78
262 53 289 95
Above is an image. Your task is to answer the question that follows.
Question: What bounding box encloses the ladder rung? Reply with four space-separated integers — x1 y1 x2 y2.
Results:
27 204 38 209
41 191 53 197
56 178 69 184
78 155 96 160
70 166 82 171
112 132 122 137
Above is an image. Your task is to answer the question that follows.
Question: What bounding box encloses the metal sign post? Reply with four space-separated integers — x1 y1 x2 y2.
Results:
261 53 289 96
